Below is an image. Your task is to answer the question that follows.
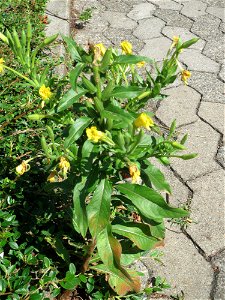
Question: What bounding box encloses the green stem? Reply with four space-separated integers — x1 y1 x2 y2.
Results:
3 65 37 87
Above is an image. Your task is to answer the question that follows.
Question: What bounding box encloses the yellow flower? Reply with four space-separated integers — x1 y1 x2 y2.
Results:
134 113 154 130
121 40 132 55
86 126 105 143
58 157 70 175
39 84 52 101
172 36 179 45
136 61 145 68
16 160 30 176
181 70 191 85
129 164 141 183
0 58 5 74
94 43 106 57
47 171 58 183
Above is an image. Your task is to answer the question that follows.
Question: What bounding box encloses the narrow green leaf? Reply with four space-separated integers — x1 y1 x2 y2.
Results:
73 179 88 237
142 161 172 194
111 86 146 99
116 184 189 221
180 38 199 49
112 221 159 250
70 63 85 90
57 88 86 112
62 35 82 62
64 117 91 148
114 55 153 65
87 179 112 238
101 103 134 128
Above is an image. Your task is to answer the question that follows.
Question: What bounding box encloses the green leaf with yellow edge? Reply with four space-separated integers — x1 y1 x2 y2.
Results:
112 221 159 251
91 263 141 296
96 225 140 295
87 179 112 238
141 160 172 194
116 183 189 222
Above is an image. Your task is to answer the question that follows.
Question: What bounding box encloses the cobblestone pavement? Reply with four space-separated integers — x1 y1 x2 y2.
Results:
47 0 224 299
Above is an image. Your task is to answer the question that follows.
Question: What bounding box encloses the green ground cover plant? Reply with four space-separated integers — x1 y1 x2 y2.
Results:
0 3 198 298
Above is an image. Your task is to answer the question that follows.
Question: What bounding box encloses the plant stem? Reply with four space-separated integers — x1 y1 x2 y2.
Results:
3 65 37 87
81 239 96 273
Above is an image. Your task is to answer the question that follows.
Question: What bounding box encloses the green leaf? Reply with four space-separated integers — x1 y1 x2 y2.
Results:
30 294 42 300
142 161 172 194
69 263 76 274
111 86 146 99
62 35 82 62
112 221 159 250
116 184 189 221
102 103 134 128
57 87 86 112
70 63 85 90
114 55 153 65
64 117 92 148
9 241 19 250
87 179 112 238
180 38 199 49
43 257 50 268
73 179 88 237
60 271 80 290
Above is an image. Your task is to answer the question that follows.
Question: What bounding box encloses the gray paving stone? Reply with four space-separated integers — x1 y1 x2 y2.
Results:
127 3 156 21
149 0 182 11
181 0 207 18
74 31 112 48
179 49 220 73
171 120 221 181
140 36 171 61
207 6 225 20
72 0 105 12
211 250 225 300
153 9 193 28
133 17 165 40
188 71 225 104
220 22 225 33
125 0 147 5
102 28 145 53
186 169 225 256
203 36 225 64
143 230 213 299
162 26 206 50
198 102 225 134
156 85 200 127
100 11 137 29
216 144 225 168
46 0 70 19
200 0 225 8
99 0 131 13
219 64 225 82
191 14 221 39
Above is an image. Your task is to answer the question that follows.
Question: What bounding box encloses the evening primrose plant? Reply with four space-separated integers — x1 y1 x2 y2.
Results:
0 24 198 298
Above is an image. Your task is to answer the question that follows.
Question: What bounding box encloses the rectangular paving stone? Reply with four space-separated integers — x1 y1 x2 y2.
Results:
179 49 220 73
186 169 225 256
171 120 221 181
143 230 213 299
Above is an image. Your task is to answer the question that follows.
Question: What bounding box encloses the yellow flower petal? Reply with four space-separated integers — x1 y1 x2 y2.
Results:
136 61 145 68
39 84 52 101
47 171 58 182
181 70 191 85
129 164 141 183
58 157 70 174
86 126 105 142
121 40 132 55
94 43 106 56
134 113 154 130
0 58 5 74
16 161 30 176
